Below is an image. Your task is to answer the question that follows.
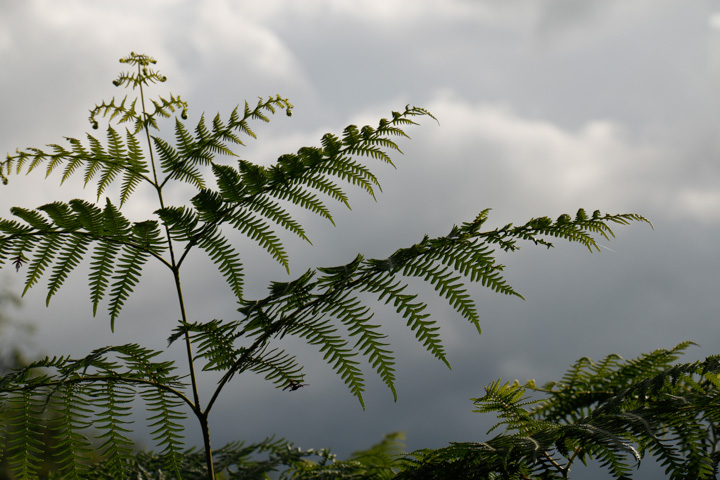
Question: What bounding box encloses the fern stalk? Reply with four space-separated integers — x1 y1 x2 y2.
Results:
134 57 215 477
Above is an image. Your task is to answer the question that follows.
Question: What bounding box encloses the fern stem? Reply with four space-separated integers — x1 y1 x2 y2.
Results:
137 67 216 479
562 446 584 478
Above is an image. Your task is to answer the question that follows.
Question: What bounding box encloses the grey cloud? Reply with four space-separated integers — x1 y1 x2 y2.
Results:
1 2 719 479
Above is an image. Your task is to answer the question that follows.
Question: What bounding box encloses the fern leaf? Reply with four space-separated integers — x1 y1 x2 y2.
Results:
169 319 242 371
0 217 34 236
88 240 120 316
100 198 132 238
130 220 165 252
237 160 269 194
155 206 199 242
315 156 381 199
362 274 448 367
244 196 310 243
293 170 351 208
49 385 95 480
69 199 104 236
271 184 334 224
6 390 47 480
119 128 149 205
37 202 81 230
154 134 205 189
243 347 304 389
211 162 245 202
191 188 225 223
401 258 479 326
95 126 126 199
92 381 135 479
45 236 92 305
22 233 62 296
196 228 244 300
142 387 187 477
286 316 366 408
108 245 150 331
61 138 88 184
111 344 189 480
325 294 397 400
82 133 107 188
229 210 289 272
9 207 54 231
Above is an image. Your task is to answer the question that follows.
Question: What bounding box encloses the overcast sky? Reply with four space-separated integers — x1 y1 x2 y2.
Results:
2 1 720 478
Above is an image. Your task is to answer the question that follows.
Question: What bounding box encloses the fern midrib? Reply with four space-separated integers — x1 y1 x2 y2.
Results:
137 63 220 479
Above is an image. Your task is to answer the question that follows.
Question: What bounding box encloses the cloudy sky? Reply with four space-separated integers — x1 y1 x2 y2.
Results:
2 1 720 477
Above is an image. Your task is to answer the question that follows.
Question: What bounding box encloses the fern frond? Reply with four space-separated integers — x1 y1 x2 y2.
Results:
473 380 538 434
68 200 105 237
361 274 448 366
285 316 365 408
401 259 479 325
317 156 382 199
82 133 106 188
324 294 397 400
89 96 141 132
191 188 225 223
88 240 120 316
8 206 54 231
0 217 35 236
6 390 47 480
228 210 289 271
22 233 63 296
130 220 165 253
100 198 132 238
119 129 149 206
108 245 150 331
113 52 165 87
293 170 351 208
493 209 653 253
155 205 199 243
60 138 89 185
149 93 187 122
154 134 205 189
175 118 211 167
270 184 334 224
211 162 245 202
242 347 304 390
195 228 244 300
244 196 310 243
92 381 135 478
95 126 126 199
37 202 81 230
194 115 235 157
168 319 242 372
49 384 95 480
140 386 187 477
4 128 152 207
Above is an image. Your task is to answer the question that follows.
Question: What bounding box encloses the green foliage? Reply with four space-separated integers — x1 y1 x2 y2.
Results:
0 52 650 478
397 343 720 480
41 345 720 480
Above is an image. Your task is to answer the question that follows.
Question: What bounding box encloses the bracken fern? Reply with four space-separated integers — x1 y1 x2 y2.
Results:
0 52 650 478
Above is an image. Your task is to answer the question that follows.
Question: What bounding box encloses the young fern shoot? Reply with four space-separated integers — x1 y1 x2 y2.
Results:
0 53 650 479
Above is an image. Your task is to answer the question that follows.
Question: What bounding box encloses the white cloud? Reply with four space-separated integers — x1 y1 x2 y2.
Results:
675 190 720 224
397 92 662 222
709 12 720 30
188 0 301 80
235 0 496 26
